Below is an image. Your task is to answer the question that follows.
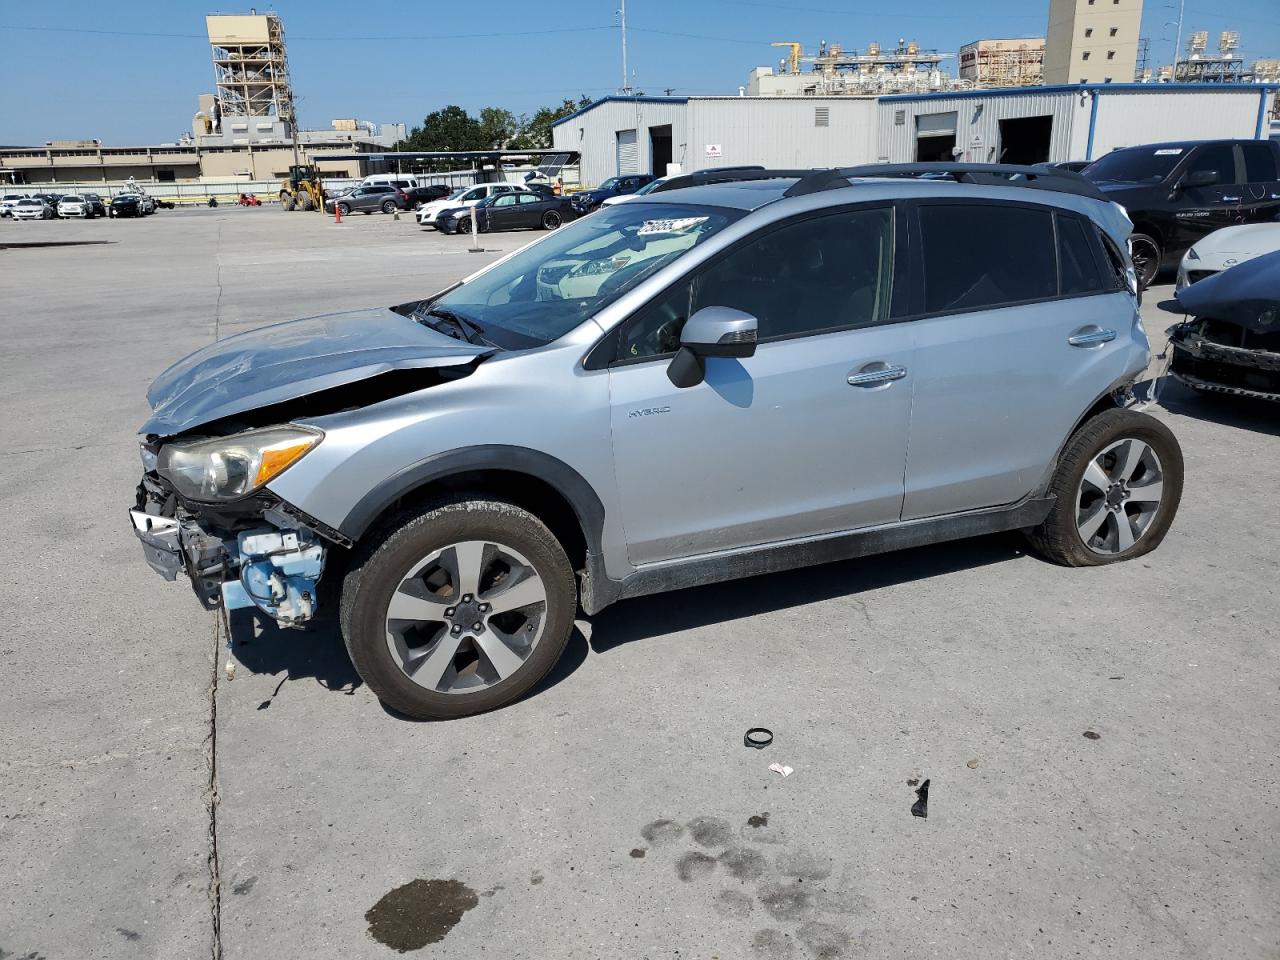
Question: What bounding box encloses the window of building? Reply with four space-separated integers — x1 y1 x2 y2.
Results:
1085 28 1093 37
919 203 1056 313
1110 27 1118 36
616 207 895 360
1083 51 1091 60
1107 50 1116 59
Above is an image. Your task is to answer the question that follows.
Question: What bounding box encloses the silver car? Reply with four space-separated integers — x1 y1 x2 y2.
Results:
130 164 1182 719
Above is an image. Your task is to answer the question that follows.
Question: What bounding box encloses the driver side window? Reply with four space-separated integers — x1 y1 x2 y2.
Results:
615 206 895 362
1185 144 1236 186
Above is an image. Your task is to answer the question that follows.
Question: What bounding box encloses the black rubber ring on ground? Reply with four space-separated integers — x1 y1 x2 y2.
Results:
744 728 773 749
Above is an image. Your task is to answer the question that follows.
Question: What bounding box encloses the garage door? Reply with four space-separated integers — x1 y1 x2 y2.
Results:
915 112 957 138
616 129 638 174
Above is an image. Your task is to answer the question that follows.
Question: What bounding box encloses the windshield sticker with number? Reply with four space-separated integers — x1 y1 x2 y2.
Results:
638 217 710 236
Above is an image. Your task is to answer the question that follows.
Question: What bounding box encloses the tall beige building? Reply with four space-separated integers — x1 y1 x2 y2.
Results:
1043 0 1143 84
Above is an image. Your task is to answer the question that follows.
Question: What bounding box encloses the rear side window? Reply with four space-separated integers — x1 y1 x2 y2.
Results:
1057 214 1107 295
919 204 1056 313
1241 142 1278 183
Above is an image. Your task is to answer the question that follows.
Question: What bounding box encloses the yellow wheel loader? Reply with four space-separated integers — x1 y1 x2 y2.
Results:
279 164 325 212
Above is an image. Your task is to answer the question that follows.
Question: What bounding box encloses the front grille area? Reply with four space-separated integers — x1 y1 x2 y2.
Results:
1172 350 1280 396
1186 270 1217 284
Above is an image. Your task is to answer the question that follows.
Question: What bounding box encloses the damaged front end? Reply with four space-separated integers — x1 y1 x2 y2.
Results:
1167 317 1280 402
131 449 342 627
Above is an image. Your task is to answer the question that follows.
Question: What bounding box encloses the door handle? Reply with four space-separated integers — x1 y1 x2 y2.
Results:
847 363 907 387
1067 328 1117 347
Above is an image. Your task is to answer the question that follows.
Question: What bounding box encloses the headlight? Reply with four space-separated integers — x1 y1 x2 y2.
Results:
1186 247 1200 261
156 425 322 502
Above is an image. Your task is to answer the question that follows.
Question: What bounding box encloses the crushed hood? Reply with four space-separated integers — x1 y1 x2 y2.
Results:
142 306 490 437
1159 249 1280 332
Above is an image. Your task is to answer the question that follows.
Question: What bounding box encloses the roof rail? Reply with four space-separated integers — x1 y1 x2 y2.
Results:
652 167 812 193
783 163 1109 202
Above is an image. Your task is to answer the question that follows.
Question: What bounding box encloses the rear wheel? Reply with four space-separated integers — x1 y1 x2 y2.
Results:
542 210 563 230
381 200 397 214
1026 408 1182 566
1129 233 1161 290
341 499 577 719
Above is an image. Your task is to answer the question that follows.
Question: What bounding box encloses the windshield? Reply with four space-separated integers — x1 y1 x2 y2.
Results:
428 202 742 344
597 177 624 191
1085 147 1185 184
446 188 467 200
633 179 665 196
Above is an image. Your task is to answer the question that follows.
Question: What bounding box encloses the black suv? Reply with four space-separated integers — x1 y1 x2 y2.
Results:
1084 139 1280 287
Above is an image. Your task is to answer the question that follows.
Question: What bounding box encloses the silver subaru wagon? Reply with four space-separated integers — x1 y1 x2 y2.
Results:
130 164 1181 719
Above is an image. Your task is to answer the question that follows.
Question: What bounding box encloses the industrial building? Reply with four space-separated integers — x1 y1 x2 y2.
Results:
554 84 1277 185
958 38 1046 88
746 39 964 97
1043 0 1143 85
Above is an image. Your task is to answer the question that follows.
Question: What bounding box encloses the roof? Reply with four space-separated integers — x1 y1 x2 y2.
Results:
882 81 1279 102
551 96 688 128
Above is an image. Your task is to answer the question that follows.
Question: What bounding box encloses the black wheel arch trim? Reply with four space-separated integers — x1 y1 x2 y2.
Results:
337 443 607 557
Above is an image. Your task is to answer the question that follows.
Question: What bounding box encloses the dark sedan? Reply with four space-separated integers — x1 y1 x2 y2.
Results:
109 194 145 218
437 192 578 234
323 184 410 215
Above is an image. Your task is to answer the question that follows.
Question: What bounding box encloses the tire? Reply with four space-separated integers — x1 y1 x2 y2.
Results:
542 210 563 230
337 202 351 217
281 193 295 211
1129 233 1161 290
381 200 396 214
1026 408 1183 566
341 497 577 719
300 193 315 211
455 217 471 234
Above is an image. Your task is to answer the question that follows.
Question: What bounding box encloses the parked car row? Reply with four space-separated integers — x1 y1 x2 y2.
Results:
3 192 108 219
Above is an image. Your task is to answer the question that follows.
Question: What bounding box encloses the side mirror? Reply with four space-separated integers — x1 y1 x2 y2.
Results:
667 306 758 388
1180 169 1219 190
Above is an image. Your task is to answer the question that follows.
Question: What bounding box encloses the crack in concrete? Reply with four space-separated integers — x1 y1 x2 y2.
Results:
207 613 224 960
212 221 226 343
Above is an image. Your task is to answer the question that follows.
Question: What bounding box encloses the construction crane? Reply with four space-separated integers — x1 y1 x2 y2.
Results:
771 41 804 75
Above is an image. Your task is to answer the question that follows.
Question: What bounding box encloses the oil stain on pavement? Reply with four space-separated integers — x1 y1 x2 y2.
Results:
365 878 479 952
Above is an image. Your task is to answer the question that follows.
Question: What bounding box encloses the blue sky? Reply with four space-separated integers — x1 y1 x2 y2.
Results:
1 0 1277 145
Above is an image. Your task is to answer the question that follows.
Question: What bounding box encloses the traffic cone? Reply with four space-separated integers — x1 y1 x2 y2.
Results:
334 205 342 224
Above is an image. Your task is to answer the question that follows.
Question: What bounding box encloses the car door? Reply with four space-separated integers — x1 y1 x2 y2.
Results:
515 193 544 227
486 194 520 230
606 204 915 566
1237 140 1280 224
902 200 1136 519
1172 143 1241 249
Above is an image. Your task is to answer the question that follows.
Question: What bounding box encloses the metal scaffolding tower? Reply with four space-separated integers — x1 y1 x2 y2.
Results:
205 12 296 125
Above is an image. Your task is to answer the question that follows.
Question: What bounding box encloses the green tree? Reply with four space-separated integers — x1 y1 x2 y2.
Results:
398 105 486 152
510 96 593 150
478 107 519 149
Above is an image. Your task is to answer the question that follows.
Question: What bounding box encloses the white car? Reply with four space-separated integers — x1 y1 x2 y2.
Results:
599 175 671 207
57 195 93 218
1177 222 1280 289
417 183 529 228
1 194 28 217
11 198 53 220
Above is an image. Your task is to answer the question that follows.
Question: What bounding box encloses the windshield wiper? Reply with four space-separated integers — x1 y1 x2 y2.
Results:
422 307 487 346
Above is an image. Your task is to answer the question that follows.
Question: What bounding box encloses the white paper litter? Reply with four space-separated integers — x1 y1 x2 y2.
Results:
768 763 794 778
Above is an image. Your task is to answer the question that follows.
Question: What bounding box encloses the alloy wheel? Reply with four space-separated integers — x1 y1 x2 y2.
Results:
384 540 548 694
1130 237 1159 289
1076 437 1165 555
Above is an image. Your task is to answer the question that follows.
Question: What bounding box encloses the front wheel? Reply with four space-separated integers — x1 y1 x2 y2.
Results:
455 216 471 234
1026 408 1183 566
341 498 577 719
337 202 351 217
1129 233 1161 290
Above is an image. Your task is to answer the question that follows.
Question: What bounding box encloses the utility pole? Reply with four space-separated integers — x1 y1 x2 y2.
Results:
1171 0 1185 77
620 0 631 94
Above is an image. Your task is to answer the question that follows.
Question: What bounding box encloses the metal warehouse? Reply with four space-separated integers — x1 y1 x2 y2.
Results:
553 84 1277 185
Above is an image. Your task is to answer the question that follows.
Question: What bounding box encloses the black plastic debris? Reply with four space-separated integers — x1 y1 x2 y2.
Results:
744 728 773 749
911 779 930 819
1083 730 1101 740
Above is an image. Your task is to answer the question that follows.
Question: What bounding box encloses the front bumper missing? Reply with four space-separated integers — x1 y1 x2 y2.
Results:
1168 328 1280 401
130 480 327 626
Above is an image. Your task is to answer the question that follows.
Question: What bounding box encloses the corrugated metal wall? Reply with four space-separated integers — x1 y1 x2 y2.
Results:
552 99 687 186
684 97 879 171
876 91 1083 163
1087 89 1267 157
